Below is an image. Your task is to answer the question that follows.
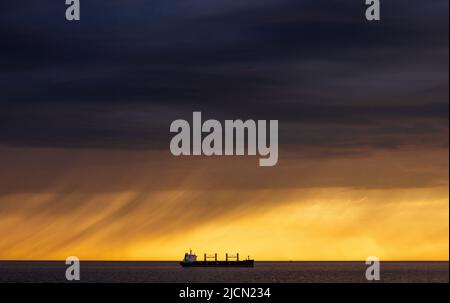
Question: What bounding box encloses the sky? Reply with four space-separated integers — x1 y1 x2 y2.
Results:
0 0 448 260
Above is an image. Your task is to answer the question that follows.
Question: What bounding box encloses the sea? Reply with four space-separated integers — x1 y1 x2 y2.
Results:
0 261 448 283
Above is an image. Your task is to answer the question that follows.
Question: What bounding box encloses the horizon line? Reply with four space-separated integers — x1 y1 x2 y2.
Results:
1 259 449 262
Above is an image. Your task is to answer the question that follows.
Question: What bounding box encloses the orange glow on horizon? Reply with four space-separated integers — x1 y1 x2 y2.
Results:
0 147 448 261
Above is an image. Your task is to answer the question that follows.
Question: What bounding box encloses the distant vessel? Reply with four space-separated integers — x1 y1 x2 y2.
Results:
180 250 254 267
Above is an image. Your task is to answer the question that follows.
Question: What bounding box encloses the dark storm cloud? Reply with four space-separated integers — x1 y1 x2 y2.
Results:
0 0 448 150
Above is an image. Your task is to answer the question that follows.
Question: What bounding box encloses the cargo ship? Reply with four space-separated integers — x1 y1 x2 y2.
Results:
180 250 254 267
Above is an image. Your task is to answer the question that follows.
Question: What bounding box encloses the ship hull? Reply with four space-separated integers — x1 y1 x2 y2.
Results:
180 260 254 267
